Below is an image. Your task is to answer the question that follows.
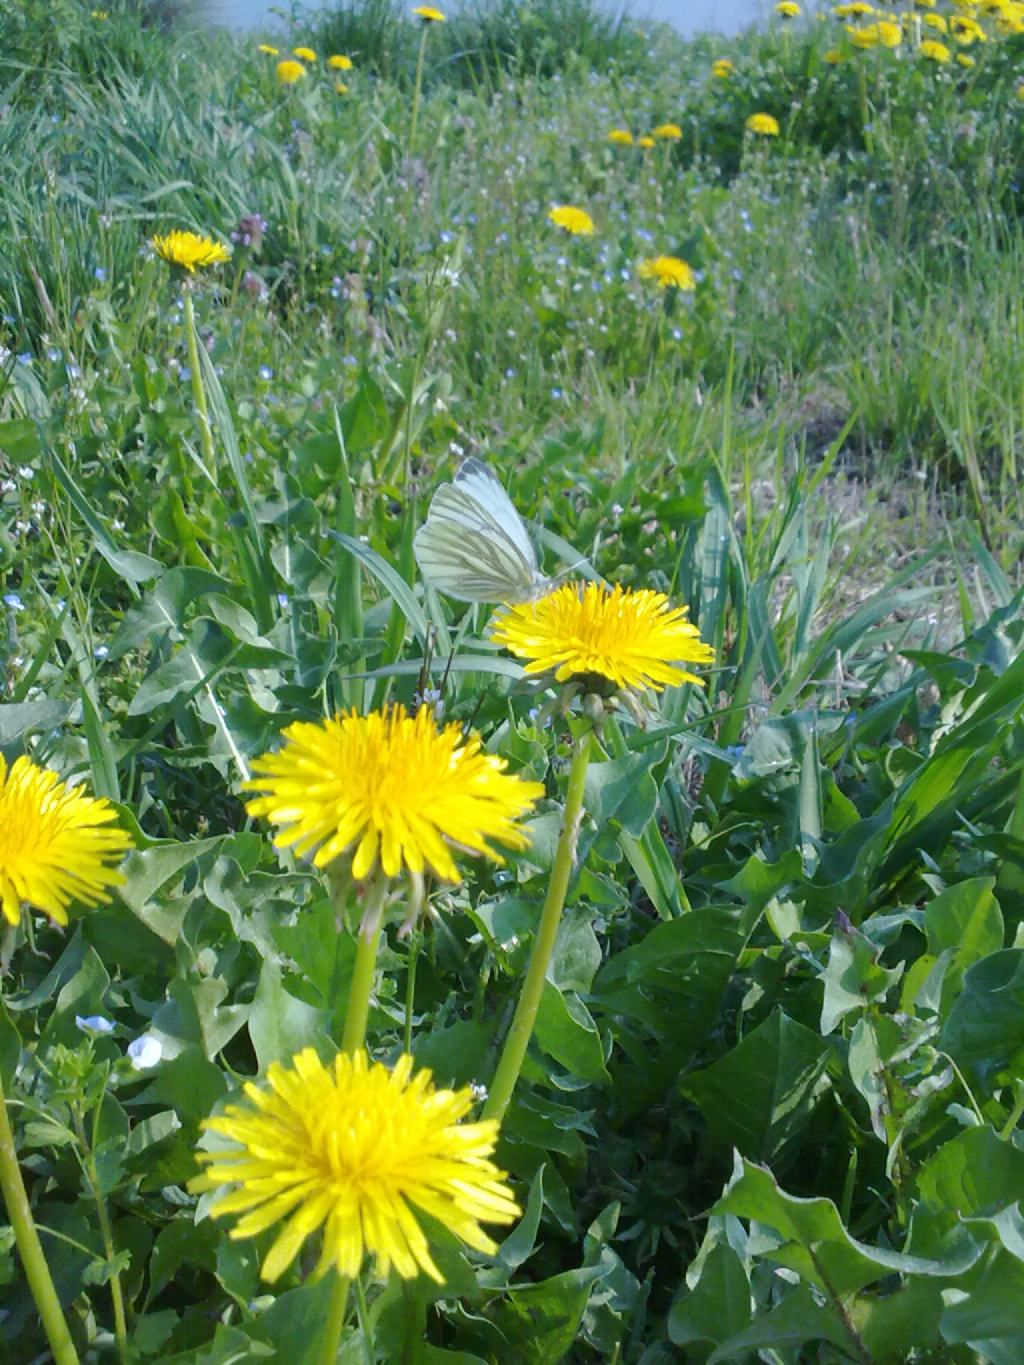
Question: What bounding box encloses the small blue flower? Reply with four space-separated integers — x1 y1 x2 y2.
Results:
3 593 24 611
259 364 274 381
127 1035 162 1070
277 592 290 608
16 352 32 366
94 644 109 660
76 1015 115 1034
94 266 107 281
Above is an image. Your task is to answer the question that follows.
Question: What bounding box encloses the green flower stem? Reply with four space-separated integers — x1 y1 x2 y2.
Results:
483 731 593 1123
317 1270 351 1365
0 1073 80 1365
183 289 216 477
408 24 429 157
340 877 388 1056
72 1105 128 1364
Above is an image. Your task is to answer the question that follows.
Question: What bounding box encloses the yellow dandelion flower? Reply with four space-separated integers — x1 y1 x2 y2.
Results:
914 0 936 7
190 1049 520 1284
335 81 349 93
955 49 976 62
652 122 683 139
919 36 952 56
91 8 109 17
847 21 881 43
548 204 595 235
950 13 986 38
923 11 949 28
776 1 801 15
608 128 634 145
834 1 874 15
0 755 130 927
745 111 781 136
492 582 714 695
875 18 903 42
243 706 543 884
328 53 353 69
711 57 735 76
276 58 307 84
257 43 279 55
637 135 656 148
824 46 845 61
637 255 696 290
292 45 317 61
151 230 231 273
413 5 446 19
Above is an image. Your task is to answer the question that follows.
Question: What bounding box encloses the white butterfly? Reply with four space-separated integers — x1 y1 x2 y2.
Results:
414 457 549 604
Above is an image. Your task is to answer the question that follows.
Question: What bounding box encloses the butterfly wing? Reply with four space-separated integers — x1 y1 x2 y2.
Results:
414 458 542 603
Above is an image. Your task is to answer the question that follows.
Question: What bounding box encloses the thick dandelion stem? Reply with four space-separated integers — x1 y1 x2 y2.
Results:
183 289 216 477
317 1270 351 1365
340 878 388 1056
0 1073 80 1365
483 732 592 1123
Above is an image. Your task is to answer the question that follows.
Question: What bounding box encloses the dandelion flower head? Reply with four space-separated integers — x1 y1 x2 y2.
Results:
243 706 543 883
0 755 130 927
413 5 446 19
492 582 715 695
919 36 952 57
955 49 976 63
548 204 595 236
652 122 683 139
276 58 307 83
638 255 697 290
258 43 279 55
745 112 781 136
776 1 801 15
637 135 656 148
293 45 317 60
151 230 231 273
711 57 736 76
190 1049 520 1284
608 128 635 145
328 53 354 69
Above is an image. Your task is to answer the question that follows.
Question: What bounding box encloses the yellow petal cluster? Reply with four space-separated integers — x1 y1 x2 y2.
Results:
243 706 543 883
637 255 697 290
547 204 596 235
608 128 635 145
746 111 781 136
151 230 231 272
276 58 307 84
191 1049 520 1283
413 5 446 19
492 582 715 694
0 755 130 927
652 122 683 139
712 57 736 76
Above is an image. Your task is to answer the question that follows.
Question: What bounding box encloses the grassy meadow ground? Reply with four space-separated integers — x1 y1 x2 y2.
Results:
2 0 1024 1361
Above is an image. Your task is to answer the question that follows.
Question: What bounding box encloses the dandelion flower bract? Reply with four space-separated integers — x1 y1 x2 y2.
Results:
492 582 715 694
276 58 307 84
548 205 595 236
413 5 446 19
652 122 683 139
243 706 543 883
190 1048 520 1284
745 112 781 136
608 128 635 145
638 255 697 290
328 53 353 69
0 755 130 927
151 230 231 273
292 45 317 61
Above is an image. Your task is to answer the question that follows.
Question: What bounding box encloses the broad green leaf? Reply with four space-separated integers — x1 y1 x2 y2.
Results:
669 1242 751 1353
940 1246 1024 1365
584 745 663 838
535 983 611 1086
248 958 329 1072
683 1009 830 1166
707 1284 849 1363
821 928 903 1034
940 949 1024 1092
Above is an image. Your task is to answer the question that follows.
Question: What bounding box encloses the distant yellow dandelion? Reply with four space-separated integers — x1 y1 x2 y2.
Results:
824 46 845 61
190 1049 520 1284
413 5 446 19
876 18 903 42
923 11 949 28
608 128 635 145
257 43 279 55
548 204 595 236
91 8 109 17
847 22 881 43
919 36 952 57
151 230 231 273
243 706 542 884
652 122 683 139
292 45 317 61
745 112 780 136
834 1 874 15
955 49 976 63
776 1 801 15
711 57 736 76
276 58 307 84
637 135 655 148
335 81 349 93
0 755 130 927
638 255 697 290
328 53 353 69
492 582 714 695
